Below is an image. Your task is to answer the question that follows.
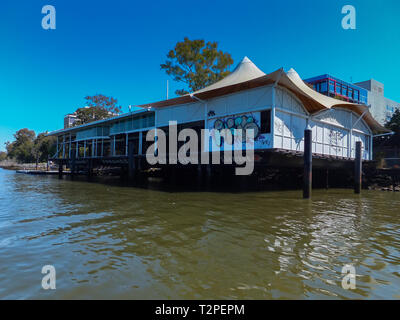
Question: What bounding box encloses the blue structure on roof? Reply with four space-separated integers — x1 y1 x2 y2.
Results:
304 74 368 105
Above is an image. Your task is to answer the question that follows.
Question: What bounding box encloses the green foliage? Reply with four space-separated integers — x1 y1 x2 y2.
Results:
4 129 56 164
6 128 36 163
0 151 7 161
161 37 234 95
376 109 400 147
32 132 57 165
74 94 122 126
385 109 400 136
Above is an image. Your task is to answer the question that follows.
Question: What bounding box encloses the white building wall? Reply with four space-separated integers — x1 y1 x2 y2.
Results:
273 88 372 160
206 85 273 118
156 101 204 127
273 87 308 152
155 84 373 160
157 85 274 128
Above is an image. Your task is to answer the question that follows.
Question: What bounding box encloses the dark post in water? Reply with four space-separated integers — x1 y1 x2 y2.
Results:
71 152 76 178
303 129 312 199
128 141 135 179
355 141 362 194
58 161 63 179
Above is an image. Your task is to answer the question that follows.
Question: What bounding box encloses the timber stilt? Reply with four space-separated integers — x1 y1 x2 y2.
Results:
355 141 362 194
303 129 312 199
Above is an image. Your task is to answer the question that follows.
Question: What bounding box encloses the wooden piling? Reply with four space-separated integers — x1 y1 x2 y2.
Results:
87 159 93 179
325 168 329 190
170 166 177 186
197 164 203 189
58 162 63 179
303 129 312 199
355 141 362 194
128 141 135 179
206 164 212 188
392 175 396 192
71 152 76 177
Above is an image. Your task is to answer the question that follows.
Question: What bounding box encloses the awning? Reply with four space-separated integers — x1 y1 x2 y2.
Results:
138 57 388 134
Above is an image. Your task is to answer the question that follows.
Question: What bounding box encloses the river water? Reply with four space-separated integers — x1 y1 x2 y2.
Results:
0 168 399 299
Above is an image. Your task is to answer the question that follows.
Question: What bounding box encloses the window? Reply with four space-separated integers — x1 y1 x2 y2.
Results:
329 80 335 93
354 90 359 101
261 110 271 134
360 92 368 104
320 81 328 93
348 88 353 99
132 117 140 129
342 86 348 97
386 105 394 112
336 83 342 95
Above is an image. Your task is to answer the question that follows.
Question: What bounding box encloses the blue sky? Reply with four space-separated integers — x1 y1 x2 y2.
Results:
1 0 399 151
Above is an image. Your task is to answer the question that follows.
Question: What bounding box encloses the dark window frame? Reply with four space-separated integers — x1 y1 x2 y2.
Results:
261 110 271 134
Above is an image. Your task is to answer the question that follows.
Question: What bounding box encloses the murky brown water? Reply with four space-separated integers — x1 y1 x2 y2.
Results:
0 168 400 299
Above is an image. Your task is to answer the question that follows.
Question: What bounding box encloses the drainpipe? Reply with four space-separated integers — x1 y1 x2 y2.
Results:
190 93 207 127
139 132 143 155
191 94 208 158
62 135 66 159
126 133 128 156
69 133 72 159
272 69 283 148
349 113 353 158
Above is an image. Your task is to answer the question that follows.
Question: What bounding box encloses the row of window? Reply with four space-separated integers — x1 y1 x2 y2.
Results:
76 127 110 140
312 79 367 104
110 114 155 135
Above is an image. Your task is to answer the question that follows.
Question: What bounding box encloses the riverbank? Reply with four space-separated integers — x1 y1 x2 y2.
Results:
0 160 51 171
364 166 400 192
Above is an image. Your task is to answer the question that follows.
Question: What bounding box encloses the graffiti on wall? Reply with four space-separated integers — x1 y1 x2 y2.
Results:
208 112 271 150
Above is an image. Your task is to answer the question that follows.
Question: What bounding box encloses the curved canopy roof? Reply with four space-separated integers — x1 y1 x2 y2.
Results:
193 56 266 93
139 57 388 134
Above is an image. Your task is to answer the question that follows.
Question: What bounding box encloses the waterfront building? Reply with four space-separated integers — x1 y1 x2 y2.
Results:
304 75 400 125
64 113 78 129
48 57 388 172
63 108 119 129
354 79 400 125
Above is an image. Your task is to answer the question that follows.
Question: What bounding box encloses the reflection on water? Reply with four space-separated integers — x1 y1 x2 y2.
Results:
0 168 399 299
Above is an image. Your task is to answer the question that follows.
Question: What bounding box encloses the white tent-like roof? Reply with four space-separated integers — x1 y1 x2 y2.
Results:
139 57 387 133
193 56 265 94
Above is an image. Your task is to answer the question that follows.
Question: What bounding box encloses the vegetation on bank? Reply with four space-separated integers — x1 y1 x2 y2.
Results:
1 94 124 166
373 109 400 165
380 109 400 146
3 129 57 166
